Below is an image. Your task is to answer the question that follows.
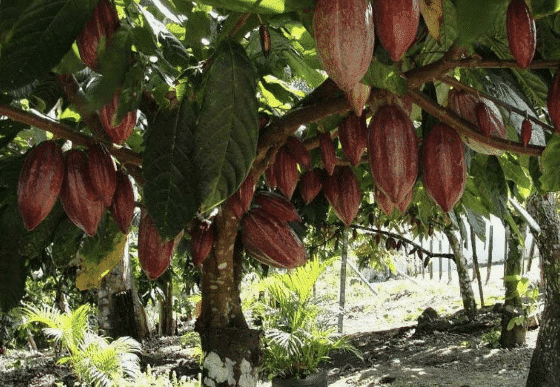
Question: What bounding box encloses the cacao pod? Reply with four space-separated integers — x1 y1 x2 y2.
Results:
109 170 135 234
338 112 367 167
368 104 418 206
323 166 361 227
299 168 323 205
255 191 302 223
507 0 536 69
17 141 65 231
226 173 255 219
138 211 181 280
99 89 137 145
313 0 375 91
76 0 119 71
87 143 116 207
422 123 466 212
60 150 105 236
521 118 532 147
319 132 337 176
259 24 271 58
547 68 560 133
190 219 214 267
374 0 420 62
375 185 394 216
241 207 307 269
274 146 299 200
265 164 277 189
396 188 413 214
286 136 312 171
346 83 371 117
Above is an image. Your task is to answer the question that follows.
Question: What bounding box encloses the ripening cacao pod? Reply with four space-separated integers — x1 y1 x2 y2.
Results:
60 150 105 236
190 220 214 267
274 146 299 200
17 141 65 231
374 0 420 62
507 0 536 69
255 191 302 223
241 207 307 269
448 89 506 155
375 185 394 216
339 113 367 167
265 164 277 189
422 124 467 212
286 136 312 171
368 104 419 206
226 173 255 219
99 89 137 145
521 118 532 147
138 211 181 280
319 132 337 176
87 143 116 207
547 68 560 133
396 188 413 214
260 24 271 58
76 0 120 71
346 83 371 117
313 0 375 91
299 169 323 204
323 166 361 227
109 170 134 234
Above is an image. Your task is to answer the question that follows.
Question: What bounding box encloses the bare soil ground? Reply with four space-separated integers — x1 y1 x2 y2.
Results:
0 261 542 387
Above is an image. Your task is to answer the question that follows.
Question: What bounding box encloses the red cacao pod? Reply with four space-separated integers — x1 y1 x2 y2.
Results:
396 188 413 214
374 0 420 62
448 88 479 126
547 68 560 133
110 170 134 234
259 24 271 58
255 191 302 223
190 220 214 268
226 173 255 219
375 185 394 216
87 143 116 207
138 211 181 280
338 113 367 167
286 136 312 171
99 90 137 145
60 150 105 236
265 164 277 189
17 141 65 231
274 146 299 200
346 83 371 117
76 0 119 71
422 124 467 212
507 0 536 69
323 166 361 227
299 169 323 205
319 132 337 176
368 104 419 206
521 118 532 147
241 207 307 269
313 0 375 91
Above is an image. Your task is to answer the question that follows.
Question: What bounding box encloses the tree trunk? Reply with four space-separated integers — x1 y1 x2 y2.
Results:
525 194 560 387
485 224 494 284
97 241 148 340
159 271 174 336
500 221 526 348
470 225 485 307
195 207 262 387
444 229 477 320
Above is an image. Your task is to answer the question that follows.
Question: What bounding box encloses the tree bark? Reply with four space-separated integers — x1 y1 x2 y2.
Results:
470 225 485 306
97 241 148 340
485 224 494 284
195 207 262 387
525 194 560 387
159 272 174 336
500 220 526 348
444 229 477 320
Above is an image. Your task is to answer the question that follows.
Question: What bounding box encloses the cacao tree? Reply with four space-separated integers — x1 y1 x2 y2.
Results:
3 0 560 386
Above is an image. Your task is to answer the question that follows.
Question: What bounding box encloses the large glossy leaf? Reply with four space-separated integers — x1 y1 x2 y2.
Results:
196 38 258 211
455 0 506 46
174 0 314 14
0 0 98 91
143 99 198 239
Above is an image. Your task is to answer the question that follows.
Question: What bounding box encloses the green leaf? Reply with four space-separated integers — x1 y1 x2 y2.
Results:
533 0 560 17
0 0 98 91
196 38 258 211
418 0 458 66
143 99 198 239
0 251 27 313
498 154 532 191
455 0 507 46
51 218 85 268
540 133 560 191
362 61 407 95
179 0 314 14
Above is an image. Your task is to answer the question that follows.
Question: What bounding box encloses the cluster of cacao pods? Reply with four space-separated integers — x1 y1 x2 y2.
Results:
18 141 135 237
